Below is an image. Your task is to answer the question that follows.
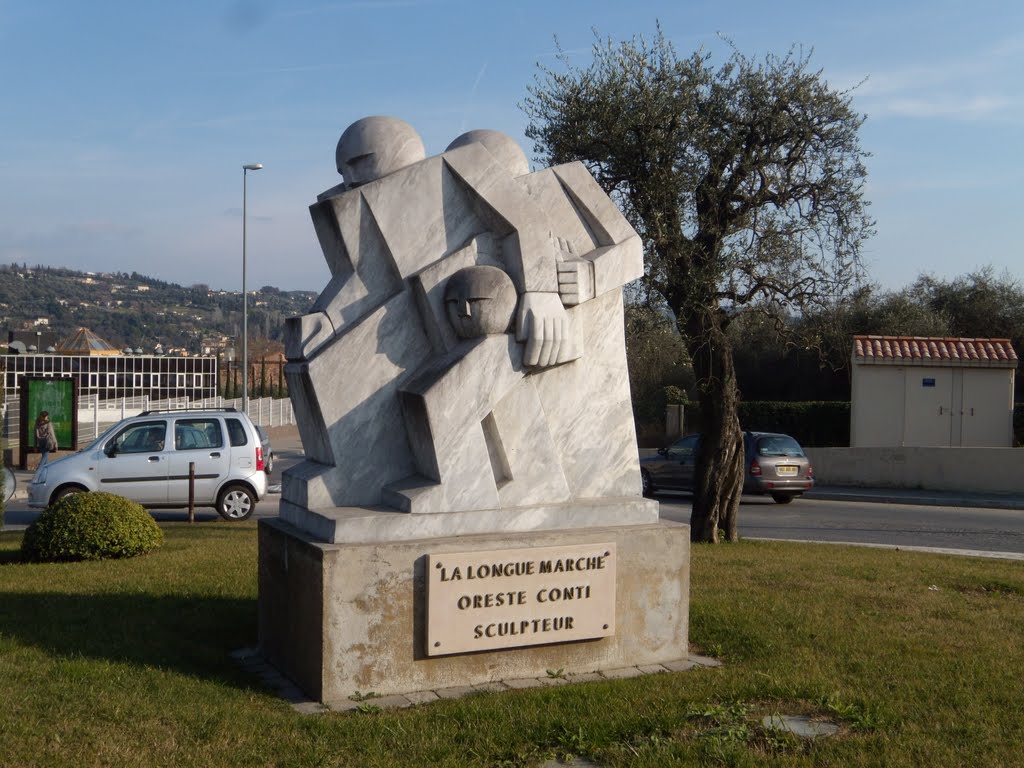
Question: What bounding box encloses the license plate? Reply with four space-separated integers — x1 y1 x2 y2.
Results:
776 465 798 477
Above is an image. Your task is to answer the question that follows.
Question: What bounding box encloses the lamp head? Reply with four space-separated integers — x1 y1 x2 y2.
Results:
243 163 263 171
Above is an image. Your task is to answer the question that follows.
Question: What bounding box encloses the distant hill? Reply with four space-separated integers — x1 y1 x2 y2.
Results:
0 263 317 353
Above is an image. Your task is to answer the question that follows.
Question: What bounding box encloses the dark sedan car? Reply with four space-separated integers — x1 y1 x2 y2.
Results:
641 431 814 504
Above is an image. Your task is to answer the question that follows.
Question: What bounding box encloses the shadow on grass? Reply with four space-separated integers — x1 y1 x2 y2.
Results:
0 549 24 565
0 589 260 687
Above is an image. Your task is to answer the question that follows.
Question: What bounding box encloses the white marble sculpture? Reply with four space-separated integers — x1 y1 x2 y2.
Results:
280 117 657 542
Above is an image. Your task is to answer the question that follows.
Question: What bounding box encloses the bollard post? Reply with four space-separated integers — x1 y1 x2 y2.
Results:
188 461 196 523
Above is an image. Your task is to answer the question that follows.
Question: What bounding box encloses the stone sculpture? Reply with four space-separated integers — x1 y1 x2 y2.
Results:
280 116 657 542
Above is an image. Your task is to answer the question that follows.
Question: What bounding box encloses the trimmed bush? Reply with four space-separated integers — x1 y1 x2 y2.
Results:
738 400 851 447
22 492 164 563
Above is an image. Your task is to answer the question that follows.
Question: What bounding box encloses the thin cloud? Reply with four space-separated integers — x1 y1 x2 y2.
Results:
845 33 1022 122
872 95 1011 119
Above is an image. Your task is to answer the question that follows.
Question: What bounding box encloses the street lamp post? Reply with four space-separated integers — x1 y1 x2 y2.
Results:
242 162 263 414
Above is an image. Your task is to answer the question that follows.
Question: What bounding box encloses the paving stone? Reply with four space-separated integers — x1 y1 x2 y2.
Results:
539 675 571 685
473 681 510 693
599 666 644 680
762 715 839 739
689 654 723 668
292 701 329 715
503 677 545 690
434 685 478 700
539 757 605 767
404 690 441 705
276 684 308 702
326 698 361 712
372 695 414 709
637 664 669 675
661 658 697 673
565 672 604 683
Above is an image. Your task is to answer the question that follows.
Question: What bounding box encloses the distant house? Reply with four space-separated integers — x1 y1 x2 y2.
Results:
850 335 1018 448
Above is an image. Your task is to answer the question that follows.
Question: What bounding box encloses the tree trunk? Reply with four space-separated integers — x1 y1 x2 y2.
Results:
686 311 744 543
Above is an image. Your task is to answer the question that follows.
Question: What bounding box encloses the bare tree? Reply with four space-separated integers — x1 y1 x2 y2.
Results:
524 29 874 541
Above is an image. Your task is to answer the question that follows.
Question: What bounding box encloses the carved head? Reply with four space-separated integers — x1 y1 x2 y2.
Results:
444 266 517 339
336 116 426 189
446 129 530 178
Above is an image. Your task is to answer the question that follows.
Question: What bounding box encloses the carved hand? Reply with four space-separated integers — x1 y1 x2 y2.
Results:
515 292 570 368
556 257 596 307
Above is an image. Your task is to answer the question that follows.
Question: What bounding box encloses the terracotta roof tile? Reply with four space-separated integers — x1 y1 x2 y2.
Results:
852 335 1018 368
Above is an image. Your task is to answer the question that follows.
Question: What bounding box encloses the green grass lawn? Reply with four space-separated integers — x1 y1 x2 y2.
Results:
0 524 1021 767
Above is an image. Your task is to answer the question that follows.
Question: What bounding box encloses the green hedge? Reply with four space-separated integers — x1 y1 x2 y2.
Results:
737 401 850 447
22 491 164 563
717 401 1024 447
645 400 1024 447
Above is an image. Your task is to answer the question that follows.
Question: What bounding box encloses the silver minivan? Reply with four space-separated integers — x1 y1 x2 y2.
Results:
28 408 268 520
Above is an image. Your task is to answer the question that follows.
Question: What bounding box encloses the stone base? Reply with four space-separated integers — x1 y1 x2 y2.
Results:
279 496 659 544
258 518 689 705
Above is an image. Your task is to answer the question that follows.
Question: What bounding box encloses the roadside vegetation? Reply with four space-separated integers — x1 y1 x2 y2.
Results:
0 525 1020 766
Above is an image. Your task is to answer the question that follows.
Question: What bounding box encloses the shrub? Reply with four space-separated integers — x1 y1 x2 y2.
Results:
738 401 851 447
22 492 164 563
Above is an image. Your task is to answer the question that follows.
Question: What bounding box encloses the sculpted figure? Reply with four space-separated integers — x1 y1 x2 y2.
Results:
287 116 571 369
444 265 517 339
280 117 650 532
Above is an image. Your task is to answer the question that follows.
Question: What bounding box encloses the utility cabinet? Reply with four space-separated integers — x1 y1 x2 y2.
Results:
850 336 1017 448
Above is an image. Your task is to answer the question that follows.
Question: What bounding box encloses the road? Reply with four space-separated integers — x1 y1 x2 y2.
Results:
655 492 1024 556
5 447 1022 558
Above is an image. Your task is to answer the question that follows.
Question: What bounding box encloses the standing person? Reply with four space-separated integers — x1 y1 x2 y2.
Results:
35 411 57 466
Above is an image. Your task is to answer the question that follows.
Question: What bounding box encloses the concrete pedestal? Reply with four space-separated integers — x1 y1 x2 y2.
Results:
258 518 689 705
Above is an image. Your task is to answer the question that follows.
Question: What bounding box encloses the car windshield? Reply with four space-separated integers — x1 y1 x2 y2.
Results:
756 435 805 457
82 425 116 451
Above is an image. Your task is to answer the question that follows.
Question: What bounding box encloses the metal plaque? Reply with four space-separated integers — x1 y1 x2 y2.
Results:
426 542 616 656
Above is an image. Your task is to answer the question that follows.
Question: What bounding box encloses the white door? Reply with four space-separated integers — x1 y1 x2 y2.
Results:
96 420 169 504
166 417 231 505
903 368 953 446
960 370 1013 447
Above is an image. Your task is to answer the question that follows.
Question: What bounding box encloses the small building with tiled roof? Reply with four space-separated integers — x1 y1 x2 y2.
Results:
851 335 1017 447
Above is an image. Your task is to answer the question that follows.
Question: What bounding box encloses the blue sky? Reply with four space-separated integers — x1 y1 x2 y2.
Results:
1 0 1020 294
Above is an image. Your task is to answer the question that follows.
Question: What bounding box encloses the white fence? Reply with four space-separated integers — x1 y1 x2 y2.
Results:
2 394 294 456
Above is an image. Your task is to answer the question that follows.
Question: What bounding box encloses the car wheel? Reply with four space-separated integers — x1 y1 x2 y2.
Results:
217 485 255 521
264 452 274 475
50 485 87 506
771 493 795 505
641 469 655 498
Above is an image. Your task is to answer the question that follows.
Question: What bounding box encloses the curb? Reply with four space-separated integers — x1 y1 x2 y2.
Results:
807 489 1024 510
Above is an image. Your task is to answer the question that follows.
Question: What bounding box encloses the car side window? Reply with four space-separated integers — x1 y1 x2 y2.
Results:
175 418 224 450
226 418 248 447
666 435 699 459
113 421 167 454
